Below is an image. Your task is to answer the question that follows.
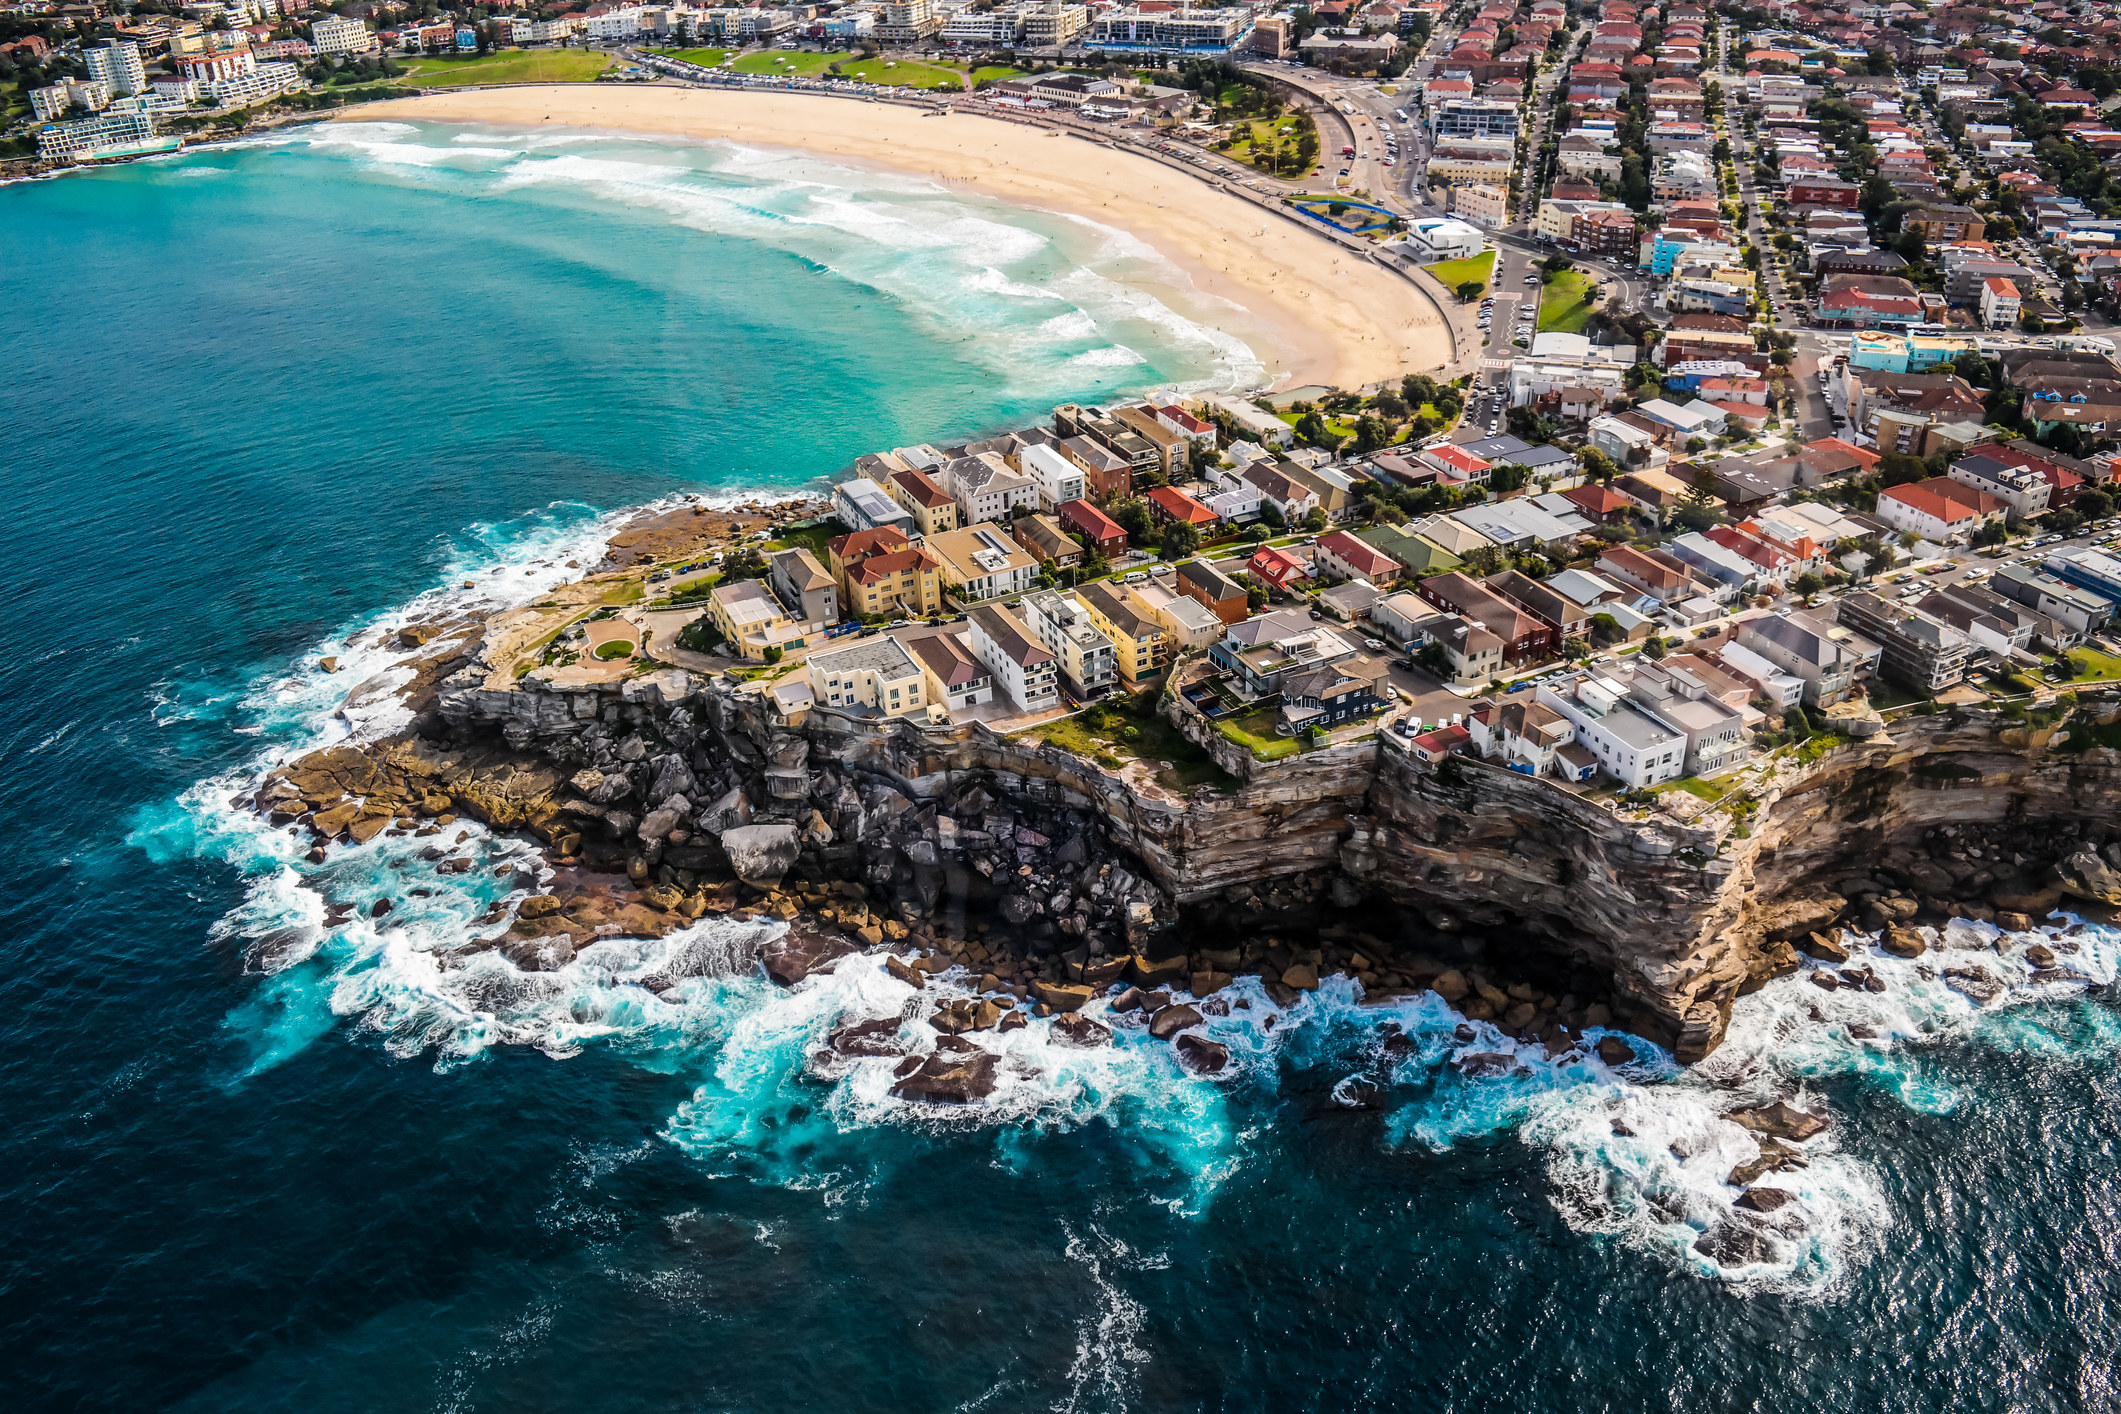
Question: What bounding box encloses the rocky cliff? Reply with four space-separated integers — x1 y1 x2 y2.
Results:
262 650 2121 1063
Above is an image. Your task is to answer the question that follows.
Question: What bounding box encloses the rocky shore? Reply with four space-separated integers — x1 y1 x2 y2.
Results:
249 507 2121 1088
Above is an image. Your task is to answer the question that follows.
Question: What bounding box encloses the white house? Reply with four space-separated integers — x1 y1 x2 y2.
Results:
1402 217 1485 262
967 603 1059 712
806 637 929 719
1535 676 1688 787
1018 441 1086 512
942 451 1036 525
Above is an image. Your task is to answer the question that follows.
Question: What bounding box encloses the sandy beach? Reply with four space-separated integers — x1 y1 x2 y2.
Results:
353 85 1457 391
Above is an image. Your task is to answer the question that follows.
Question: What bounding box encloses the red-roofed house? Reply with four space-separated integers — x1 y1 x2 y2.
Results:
1410 723 1473 763
1705 525 1795 582
1418 443 1494 485
1247 545 1310 591
1561 482 1638 523
1312 529 1405 586
1057 499 1128 556
1877 477 2006 545
1144 485 1219 530
1964 442 2086 504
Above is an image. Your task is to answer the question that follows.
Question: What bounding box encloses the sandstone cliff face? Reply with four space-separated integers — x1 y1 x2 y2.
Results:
407 668 2121 1063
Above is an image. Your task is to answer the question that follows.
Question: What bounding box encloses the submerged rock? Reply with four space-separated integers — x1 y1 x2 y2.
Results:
1728 1138 1809 1187
1733 1187 1797 1214
1175 1033 1230 1075
889 1046 998 1104
1694 1222 1778 1267
1051 1012 1112 1048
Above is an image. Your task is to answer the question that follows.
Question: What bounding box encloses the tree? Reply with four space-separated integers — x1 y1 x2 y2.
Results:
2078 487 2116 520
1793 570 1825 595
1354 413 1389 454
1578 447 1619 484
1463 544 1504 577
1112 499 1154 544
1685 437 1707 454
1246 582 1270 612
1877 452 1928 489
1641 635 1669 660
1303 507 1329 534
1159 520 1202 560
1456 280 1486 303
1490 462 1531 494
1970 519 2009 549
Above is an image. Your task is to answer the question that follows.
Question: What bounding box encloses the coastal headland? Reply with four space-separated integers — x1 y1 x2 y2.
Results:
349 85 1457 393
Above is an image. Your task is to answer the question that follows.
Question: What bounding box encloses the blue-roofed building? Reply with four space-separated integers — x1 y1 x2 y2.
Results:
2045 547 2121 607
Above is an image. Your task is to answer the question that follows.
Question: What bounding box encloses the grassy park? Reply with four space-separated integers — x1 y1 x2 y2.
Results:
1424 250 1497 300
1537 268 1598 333
402 49 612 87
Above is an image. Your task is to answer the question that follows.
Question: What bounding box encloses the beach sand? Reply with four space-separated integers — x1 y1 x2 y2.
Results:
353 85 1457 391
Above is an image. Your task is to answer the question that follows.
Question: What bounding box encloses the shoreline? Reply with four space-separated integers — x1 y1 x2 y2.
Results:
342 85 1456 393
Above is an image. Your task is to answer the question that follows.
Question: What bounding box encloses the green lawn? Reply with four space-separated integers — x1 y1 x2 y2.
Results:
402 49 612 87
649 47 732 66
1424 250 1497 298
2066 646 2121 683
968 65 1032 86
731 50 851 77
1029 705 1237 792
1537 268 1598 333
840 56 966 89
1215 707 1299 761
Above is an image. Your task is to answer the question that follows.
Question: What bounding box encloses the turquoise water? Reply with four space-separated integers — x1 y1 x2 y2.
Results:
5 122 2121 1412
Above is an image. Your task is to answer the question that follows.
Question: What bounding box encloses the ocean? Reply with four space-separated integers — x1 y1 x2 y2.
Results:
3 120 2120 1413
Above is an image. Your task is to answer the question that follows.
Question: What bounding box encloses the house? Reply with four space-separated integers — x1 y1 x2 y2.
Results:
907 630 995 715
807 636 928 719
833 477 916 537
768 547 837 627
925 524 1040 603
1209 608 1360 697
1247 545 1310 592
1736 609 1880 706
1980 276 2021 329
1242 462 1322 523
1417 443 1495 487
830 527 943 618
1561 482 1639 525
1019 441 1087 511
1012 512 1083 571
1714 639 1806 708
1144 485 1220 533
1058 435 1134 500
1315 580 1379 623
1409 722 1474 764
1596 544 1693 603
1491 570 1594 639
1835 592 1975 691
1078 580 1172 689
1176 558 1251 625
708 578 804 661
1626 657 1752 775
1448 499 1581 554
967 604 1059 712
1056 499 1129 558
1278 656 1391 733
1667 531 1758 599
1414 572 1558 662
1632 397 1728 440
943 451 1036 525
1018 589 1118 698
1876 477 2007 545
1535 675 1688 787
886 468 960 537
1312 530 1403 586
1947 454 2050 523
1992 563 2112 641
1354 522 1462 576
1469 699 1588 778
1133 579 1222 650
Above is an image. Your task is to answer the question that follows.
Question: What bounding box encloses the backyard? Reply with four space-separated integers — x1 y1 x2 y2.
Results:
1424 250 1497 299
1214 706 1300 761
1028 702 1236 793
402 49 612 87
1537 268 1598 333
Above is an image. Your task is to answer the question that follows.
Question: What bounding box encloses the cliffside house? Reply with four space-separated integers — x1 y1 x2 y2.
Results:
806 637 928 719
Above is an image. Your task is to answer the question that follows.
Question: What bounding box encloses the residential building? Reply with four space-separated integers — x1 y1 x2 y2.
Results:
1916 585 2041 659
1835 592 1975 692
1947 454 2050 523
907 631 995 715
1596 544 1691 603
1491 570 1593 640
943 451 1036 525
807 637 928 719
1018 441 1087 512
767 547 837 627
1018 589 1118 698
1012 512 1082 571
886 468 960 537
1992 563 2112 640
708 578 803 661
926 524 1040 603
1626 659 1751 775
1144 485 1219 534
1246 545 1309 593
1980 276 2021 330
1056 499 1129 559
1278 656 1390 734
1588 413 1667 470
1470 699 1594 780
1078 580 1173 689
1403 217 1486 262
1132 579 1221 650
1536 676 1688 787
833 477 916 537
310 15 372 55
1208 608 1359 697
1714 640 1806 708
1241 462 1322 522
1313 529 1403 586
1875 477 2006 546
1453 182 1509 228
967 604 1059 712
1736 609 1879 706
84 40 147 95
1414 572 1558 663
829 527 942 619
1176 558 1250 625
2046 547 2121 609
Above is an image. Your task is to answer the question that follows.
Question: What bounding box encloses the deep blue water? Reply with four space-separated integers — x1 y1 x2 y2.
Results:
5 123 2121 1414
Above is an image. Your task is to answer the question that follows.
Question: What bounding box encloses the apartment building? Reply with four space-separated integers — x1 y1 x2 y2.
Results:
907 631 995 715
1834 592 1976 692
1018 589 1119 698
942 451 1036 526
967 604 1059 712
1011 512 1083 571
1536 676 1689 788
1736 609 1880 706
1078 580 1171 689
1875 477 2006 546
829 528 943 619
1946 453 2050 523
1018 441 1087 511
707 578 801 661
925 525 1040 603
1176 558 1250 626
807 637 928 719
886 468 959 537
833 477 916 538
767 547 837 627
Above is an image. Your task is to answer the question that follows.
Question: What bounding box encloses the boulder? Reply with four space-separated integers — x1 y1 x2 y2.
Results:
998 893 1038 926
519 895 563 919
1694 1223 1778 1267
889 1048 998 1105
828 1014 908 1058
1031 981 1094 1013
1431 969 1470 1003
885 956 926 989
1728 1137 1808 1187
720 823 802 889
1944 964 2004 1004
1110 986 1148 1014
637 806 684 842
760 929 856 987
1453 1052 1524 1079
1995 910 2036 934
1726 1101 1827 1142
1879 925 1927 959
1051 1012 1112 1047
1733 1187 1796 1214
2057 848 2121 905
1595 1036 1636 1067
1176 1033 1230 1075
1796 931 1849 964
1281 962 1320 992
1128 952 1188 987
1148 1004 1203 1040
1808 971 1840 991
